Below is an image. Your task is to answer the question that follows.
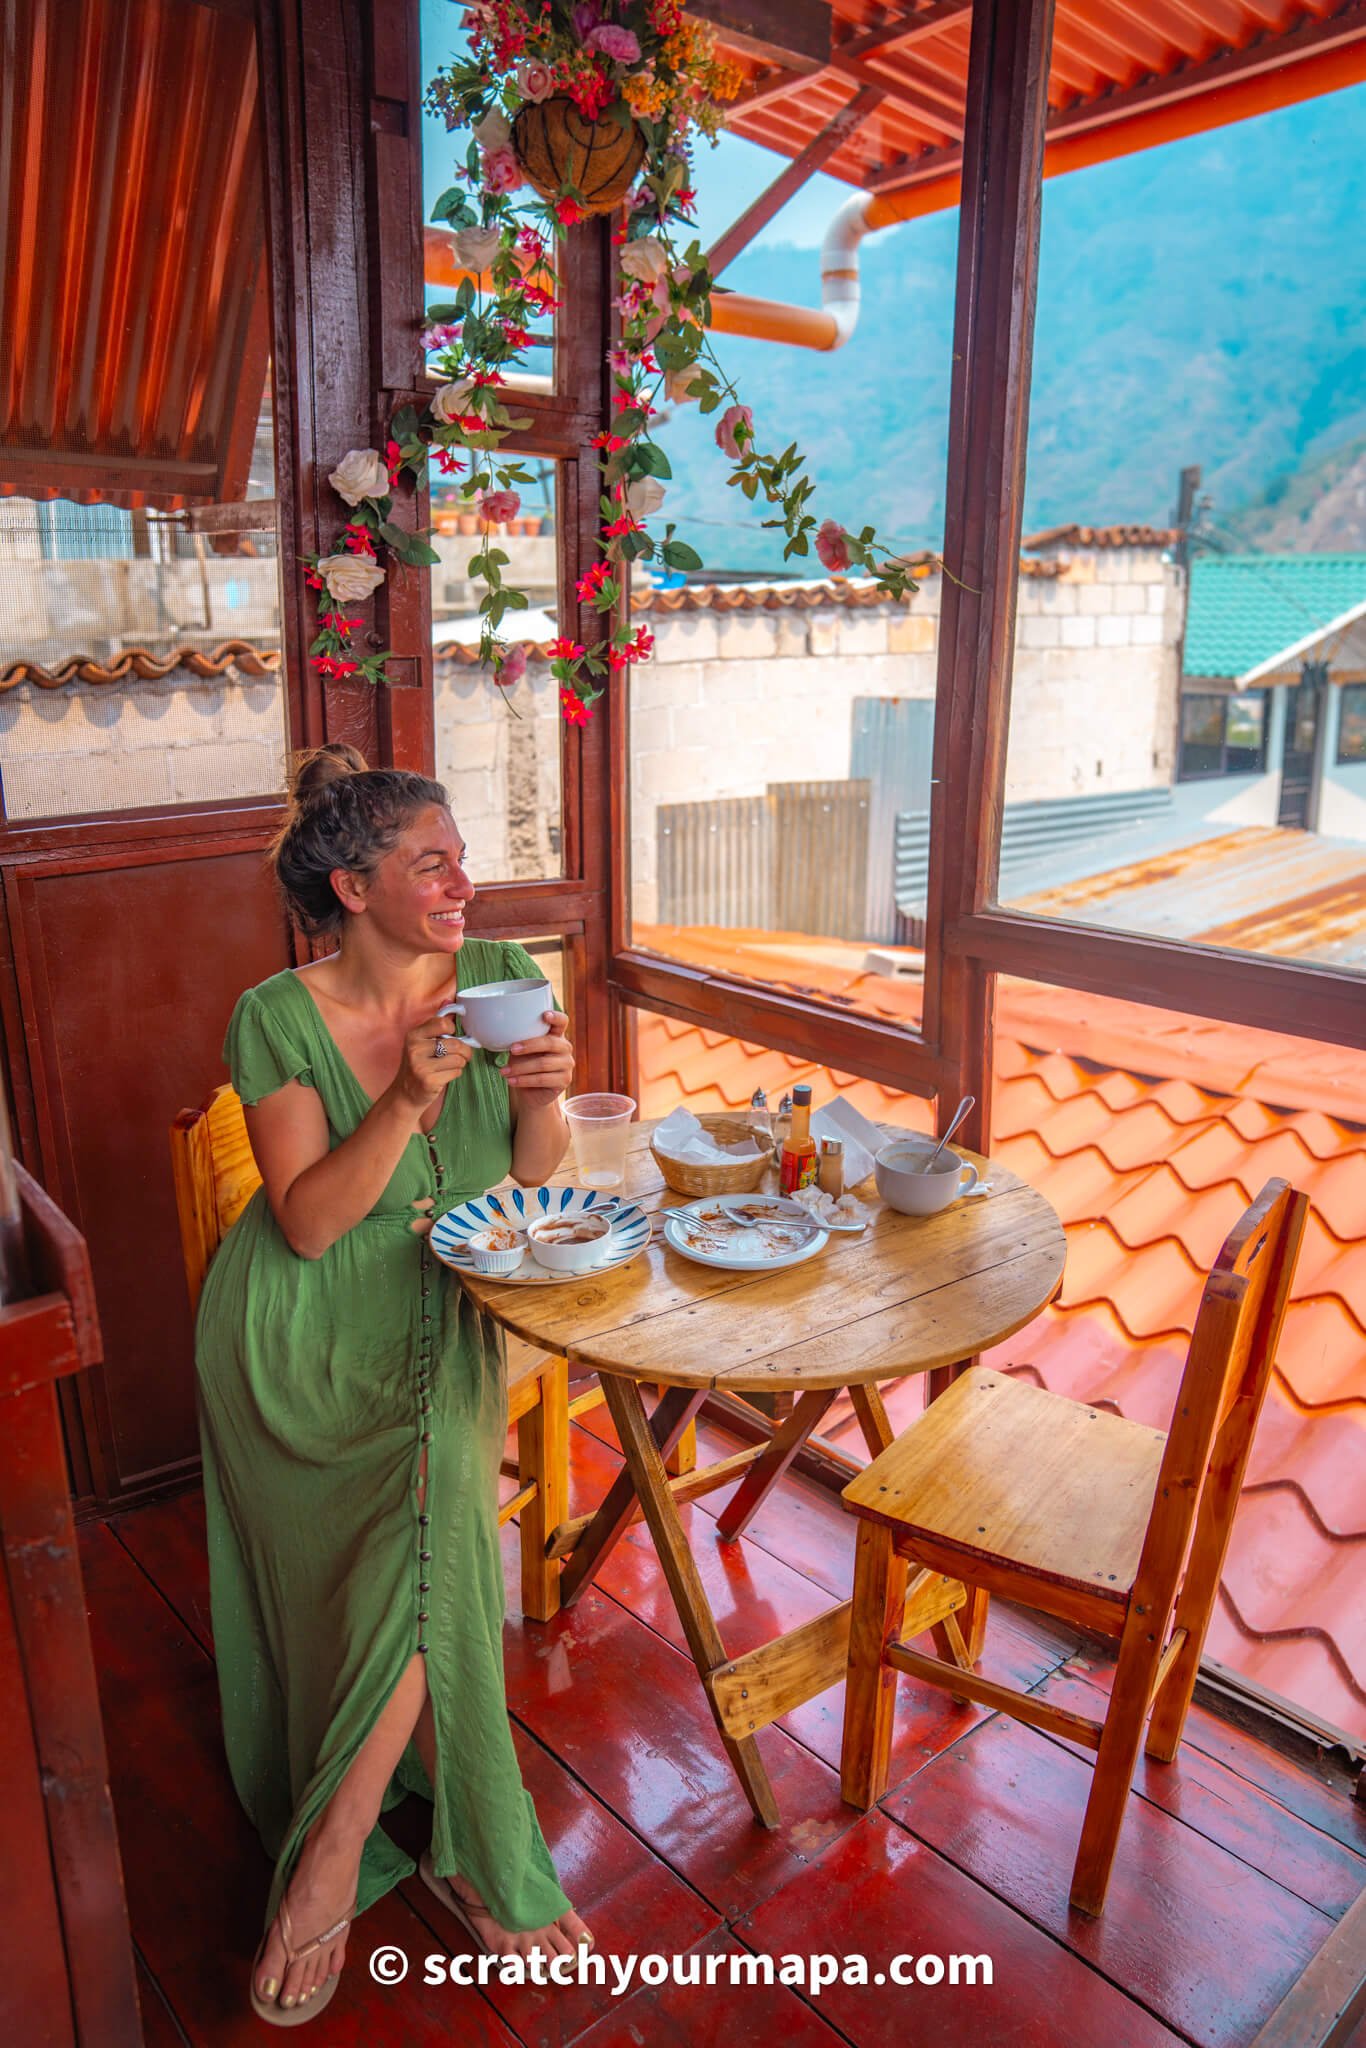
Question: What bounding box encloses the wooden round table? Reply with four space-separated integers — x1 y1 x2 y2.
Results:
461 1116 1064 1825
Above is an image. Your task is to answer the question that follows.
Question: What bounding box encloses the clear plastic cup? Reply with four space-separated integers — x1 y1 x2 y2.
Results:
563 1093 636 1189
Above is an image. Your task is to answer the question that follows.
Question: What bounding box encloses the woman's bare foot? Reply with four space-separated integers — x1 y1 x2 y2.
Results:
441 1869 593 1959
254 1820 363 2012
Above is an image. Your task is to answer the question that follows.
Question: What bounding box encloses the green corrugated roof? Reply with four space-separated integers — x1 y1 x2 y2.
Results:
1183 553 1366 679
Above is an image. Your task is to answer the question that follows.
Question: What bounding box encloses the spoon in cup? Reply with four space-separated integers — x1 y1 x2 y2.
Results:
917 1095 976 1174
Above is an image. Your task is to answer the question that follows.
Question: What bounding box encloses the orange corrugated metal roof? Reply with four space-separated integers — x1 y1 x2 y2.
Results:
632 924 1366 1741
0 0 268 511
720 0 1366 206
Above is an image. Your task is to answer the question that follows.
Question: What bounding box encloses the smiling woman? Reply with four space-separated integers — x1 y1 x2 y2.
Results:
192 741 590 2023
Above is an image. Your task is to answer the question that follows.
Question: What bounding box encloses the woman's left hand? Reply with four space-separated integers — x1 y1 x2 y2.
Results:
502 1010 574 1110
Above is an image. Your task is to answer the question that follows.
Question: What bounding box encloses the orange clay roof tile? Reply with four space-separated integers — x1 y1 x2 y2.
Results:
632 925 1366 1740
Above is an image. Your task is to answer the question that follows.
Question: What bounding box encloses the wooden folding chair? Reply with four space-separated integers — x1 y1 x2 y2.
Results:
839 1179 1307 1916
169 1082 573 1621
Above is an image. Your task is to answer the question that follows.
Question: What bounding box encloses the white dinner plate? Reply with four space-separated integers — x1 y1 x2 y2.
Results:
663 1198 829 1273
430 1186 651 1287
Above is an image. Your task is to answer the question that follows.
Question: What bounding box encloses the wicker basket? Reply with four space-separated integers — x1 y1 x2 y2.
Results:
650 1114 773 1198
512 98 647 216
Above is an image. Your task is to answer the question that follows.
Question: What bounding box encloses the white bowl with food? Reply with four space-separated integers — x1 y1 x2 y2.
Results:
525 1210 615 1274
466 1225 527 1276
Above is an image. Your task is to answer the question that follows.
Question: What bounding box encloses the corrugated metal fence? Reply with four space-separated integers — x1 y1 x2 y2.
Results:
658 779 871 937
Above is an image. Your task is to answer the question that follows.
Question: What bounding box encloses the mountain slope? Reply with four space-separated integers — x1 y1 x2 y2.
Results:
655 84 1366 573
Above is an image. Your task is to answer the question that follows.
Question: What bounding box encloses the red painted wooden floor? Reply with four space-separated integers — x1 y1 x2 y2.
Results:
85 1413 1364 2048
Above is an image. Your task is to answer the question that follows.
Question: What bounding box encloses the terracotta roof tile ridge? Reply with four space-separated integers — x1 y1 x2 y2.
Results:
1241 1476 1366 1546
1011 1119 1224 1178
1269 1362 1366 1420
1021 523 1180 550
1 641 284 688
1215 1584 1366 1709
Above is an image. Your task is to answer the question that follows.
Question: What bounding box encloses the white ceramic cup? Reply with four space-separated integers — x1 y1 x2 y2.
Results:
440 976 552 1053
874 1136 981 1216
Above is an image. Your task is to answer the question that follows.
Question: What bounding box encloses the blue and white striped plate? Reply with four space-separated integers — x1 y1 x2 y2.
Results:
429 1185 651 1287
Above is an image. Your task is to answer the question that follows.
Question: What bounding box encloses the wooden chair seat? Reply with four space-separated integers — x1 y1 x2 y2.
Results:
842 1369 1166 1632
839 1180 1308 1918
171 1082 574 1619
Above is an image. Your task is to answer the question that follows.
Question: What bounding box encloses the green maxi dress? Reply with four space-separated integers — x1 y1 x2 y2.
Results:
194 938 572 1935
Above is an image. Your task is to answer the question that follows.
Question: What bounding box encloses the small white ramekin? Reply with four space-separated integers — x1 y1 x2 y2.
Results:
467 1230 526 1276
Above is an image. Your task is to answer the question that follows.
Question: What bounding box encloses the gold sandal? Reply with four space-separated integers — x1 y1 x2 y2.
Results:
248 1892 355 2027
419 1851 593 1954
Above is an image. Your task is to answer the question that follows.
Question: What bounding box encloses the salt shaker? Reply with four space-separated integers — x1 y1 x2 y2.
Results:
749 1086 771 1149
773 1092 793 1149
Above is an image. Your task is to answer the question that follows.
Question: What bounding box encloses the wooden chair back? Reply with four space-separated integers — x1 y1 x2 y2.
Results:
1127 1179 1307 1639
169 1085 261 1315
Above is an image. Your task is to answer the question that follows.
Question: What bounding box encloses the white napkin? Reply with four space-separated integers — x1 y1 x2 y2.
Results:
809 1098 887 1188
653 1106 761 1163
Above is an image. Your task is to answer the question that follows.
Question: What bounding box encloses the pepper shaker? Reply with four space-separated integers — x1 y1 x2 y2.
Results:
818 1136 845 1199
773 1092 793 1149
749 1086 771 1150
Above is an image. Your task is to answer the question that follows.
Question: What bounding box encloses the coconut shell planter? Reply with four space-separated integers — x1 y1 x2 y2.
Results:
512 97 646 215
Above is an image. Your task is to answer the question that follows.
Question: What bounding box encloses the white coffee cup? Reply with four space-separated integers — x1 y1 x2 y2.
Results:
440 976 552 1053
875 1137 981 1216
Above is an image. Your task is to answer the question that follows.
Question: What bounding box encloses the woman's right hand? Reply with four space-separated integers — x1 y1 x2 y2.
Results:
391 1012 475 1119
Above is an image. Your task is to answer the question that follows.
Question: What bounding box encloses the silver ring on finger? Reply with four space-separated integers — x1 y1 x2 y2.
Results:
433 1037 448 1059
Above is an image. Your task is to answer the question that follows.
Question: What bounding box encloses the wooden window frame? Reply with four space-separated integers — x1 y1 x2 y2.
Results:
609 0 1366 1122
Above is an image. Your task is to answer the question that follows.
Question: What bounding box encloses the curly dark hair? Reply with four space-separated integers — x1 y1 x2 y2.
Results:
270 743 450 936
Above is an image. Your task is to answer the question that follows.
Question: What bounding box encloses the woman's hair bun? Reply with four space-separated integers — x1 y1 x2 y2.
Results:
288 742 369 809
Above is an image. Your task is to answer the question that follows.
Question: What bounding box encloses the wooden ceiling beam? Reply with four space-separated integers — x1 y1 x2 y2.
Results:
707 83 887 275
827 49 966 133
689 0 831 71
867 0 1366 195
835 1 972 62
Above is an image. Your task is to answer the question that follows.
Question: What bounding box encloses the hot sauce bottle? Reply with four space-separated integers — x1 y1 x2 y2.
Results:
780 1084 818 1193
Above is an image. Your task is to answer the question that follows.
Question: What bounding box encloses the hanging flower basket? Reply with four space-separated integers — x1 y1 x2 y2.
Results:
511 98 646 216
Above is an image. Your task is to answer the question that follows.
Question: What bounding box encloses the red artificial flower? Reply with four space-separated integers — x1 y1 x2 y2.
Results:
471 367 507 386
520 283 560 315
343 522 376 557
516 226 547 263
559 688 593 726
591 431 628 452
630 625 655 661
546 636 587 661
555 195 586 227
603 509 644 539
304 568 324 591
319 612 363 632
434 447 465 475
385 437 402 486
312 653 360 679
606 645 631 670
500 321 532 350
575 560 611 602
675 186 697 212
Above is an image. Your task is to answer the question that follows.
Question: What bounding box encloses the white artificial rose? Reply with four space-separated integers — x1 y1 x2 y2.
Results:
664 368 702 404
327 448 388 507
430 379 475 424
618 236 669 285
317 552 386 604
472 108 511 151
451 224 504 272
626 475 666 517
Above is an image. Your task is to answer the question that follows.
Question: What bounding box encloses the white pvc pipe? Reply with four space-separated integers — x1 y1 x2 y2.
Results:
818 191 877 349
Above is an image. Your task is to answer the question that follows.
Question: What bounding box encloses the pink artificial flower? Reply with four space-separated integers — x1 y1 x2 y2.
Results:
571 1 603 35
481 144 524 195
516 59 554 102
815 518 853 573
715 403 753 460
496 642 529 686
419 320 461 353
587 23 642 62
481 490 521 524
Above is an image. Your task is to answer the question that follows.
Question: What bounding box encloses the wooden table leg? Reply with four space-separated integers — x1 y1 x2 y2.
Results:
558 1383 707 1607
658 1381 697 1478
715 1387 838 1543
601 1374 781 1829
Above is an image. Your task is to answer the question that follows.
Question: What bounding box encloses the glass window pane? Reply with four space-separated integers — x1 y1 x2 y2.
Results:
1000 84 1366 975
983 974 1366 1747
0 1 286 822
1338 685 1366 765
432 456 563 880
627 163 959 1026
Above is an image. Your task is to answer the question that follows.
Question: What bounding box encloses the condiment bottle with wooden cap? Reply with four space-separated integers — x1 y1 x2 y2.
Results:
818 1136 844 1199
780 1084 818 1193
